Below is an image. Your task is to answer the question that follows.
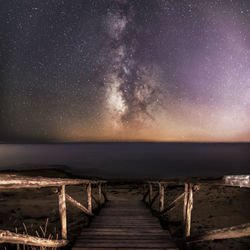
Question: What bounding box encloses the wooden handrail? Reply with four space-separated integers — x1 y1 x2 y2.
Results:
146 175 250 188
66 193 94 216
0 175 106 189
186 222 250 242
142 175 250 243
0 175 108 248
0 230 68 247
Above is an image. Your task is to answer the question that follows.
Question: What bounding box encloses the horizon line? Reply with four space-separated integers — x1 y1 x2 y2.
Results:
1 140 250 144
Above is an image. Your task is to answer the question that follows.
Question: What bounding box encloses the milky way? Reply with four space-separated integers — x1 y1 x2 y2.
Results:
0 0 250 142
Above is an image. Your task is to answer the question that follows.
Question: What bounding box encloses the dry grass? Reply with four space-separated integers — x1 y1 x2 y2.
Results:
15 218 59 250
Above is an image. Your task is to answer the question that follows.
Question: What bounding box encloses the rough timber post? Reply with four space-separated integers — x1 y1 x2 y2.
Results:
87 183 92 214
159 183 165 212
184 183 193 237
183 183 188 225
58 185 67 239
98 183 102 204
149 183 153 204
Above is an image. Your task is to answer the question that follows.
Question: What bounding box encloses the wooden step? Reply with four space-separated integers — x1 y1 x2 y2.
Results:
72 200 178 249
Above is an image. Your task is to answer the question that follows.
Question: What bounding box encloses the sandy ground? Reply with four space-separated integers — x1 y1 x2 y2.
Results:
0 169 249 249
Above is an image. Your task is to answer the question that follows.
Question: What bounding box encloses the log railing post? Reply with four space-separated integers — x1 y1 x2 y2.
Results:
87 183 92 214
98 183 102 204
183 183 193 237
58 185 67 240
102 184 108 202
183 183 188 225
149 183 153 204
159 183 165 212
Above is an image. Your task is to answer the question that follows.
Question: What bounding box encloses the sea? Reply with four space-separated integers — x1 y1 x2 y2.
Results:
0 142 249 179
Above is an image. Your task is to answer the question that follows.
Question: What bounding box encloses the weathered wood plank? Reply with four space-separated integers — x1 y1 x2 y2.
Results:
87 183 92 214
0 230 68 247
80 228 167 232
161 192 185 215
91 194 99 206
73 200 177 249
187 222 250 242
150 192 159 207
101 189 108 202
73 241 176 248
74 248 177 250
65 193 93 216
183 183 187 227
58 185 67 239
73 248 177 250
159 183 165 212
0 175 106 189
80 232 170 236
89 225 162 228
149 183 153 203
183 183 193 237
98 183 102 204
147 175 250 188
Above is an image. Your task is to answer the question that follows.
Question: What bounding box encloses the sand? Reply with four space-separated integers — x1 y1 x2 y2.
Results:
0 169 249 249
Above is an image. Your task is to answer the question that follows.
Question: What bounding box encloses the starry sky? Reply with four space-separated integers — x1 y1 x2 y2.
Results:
0 0 250 142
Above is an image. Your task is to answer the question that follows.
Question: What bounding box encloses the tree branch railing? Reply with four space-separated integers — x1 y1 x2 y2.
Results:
142 175 250 242
0 175 107 248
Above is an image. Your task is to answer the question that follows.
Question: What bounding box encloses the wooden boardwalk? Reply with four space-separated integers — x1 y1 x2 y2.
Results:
72 200 178 249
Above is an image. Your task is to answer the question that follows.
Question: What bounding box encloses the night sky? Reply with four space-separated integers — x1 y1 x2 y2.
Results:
0 0 250 142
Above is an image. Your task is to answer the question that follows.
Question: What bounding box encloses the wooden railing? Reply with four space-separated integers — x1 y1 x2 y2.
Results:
0 175 107 248
142 175 250 242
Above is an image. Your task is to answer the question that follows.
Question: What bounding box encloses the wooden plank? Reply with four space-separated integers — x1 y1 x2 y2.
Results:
159 183 164 212
73 200 177 249
89 225 162 228
74 240 175 244
92 220 159 224
80 232 170 236
73 248 178 250
65 193 93 216
150 192 159 207
161 192 185 215
101 189 108 201
87 183 92 214
98 183 102 204
0 175 106 189
184 183 193 237
73 248 177 250
91 194 99 206
91 219 158 226
183 183 188 227
0 230 68 247
149 183 153 203
95 216 157 219
147 175 250 188
77 235 172 240
58 185 67 240
187 222 250 242
90 224 160 227
80 228 168 232
90 221 160 224
73 242 176 248
92 220 158 224
74 240 176 244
